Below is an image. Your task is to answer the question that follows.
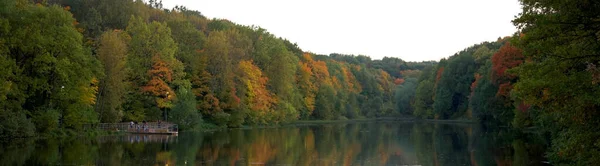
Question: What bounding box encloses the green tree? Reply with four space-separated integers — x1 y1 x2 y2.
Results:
412 80 435 119
254 33 298 102
0 109 35 138
125 16 185 121
1 1 101 131
203 30 238 114
95 30 129 123
395 78 418 115
412 66 436 119
512 0 600 164
469 66 512 125
253 32 299 121
169 87 202 130
54 0 140 38
433 52 476 119
313 84 335 120
345 92 360 119
166 14 205 74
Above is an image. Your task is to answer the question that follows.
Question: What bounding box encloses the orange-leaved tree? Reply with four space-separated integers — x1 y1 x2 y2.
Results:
238 60 276 113
142 55 176 108
342 65 361 93
298 59 317 113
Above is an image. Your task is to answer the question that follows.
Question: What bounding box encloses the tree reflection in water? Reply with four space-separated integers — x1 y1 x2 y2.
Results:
0 122 549 165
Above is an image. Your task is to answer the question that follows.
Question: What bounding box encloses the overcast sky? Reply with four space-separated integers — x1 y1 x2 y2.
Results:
162 0 522 62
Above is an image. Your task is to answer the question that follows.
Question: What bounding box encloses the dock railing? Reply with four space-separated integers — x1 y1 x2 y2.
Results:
89 122 178 134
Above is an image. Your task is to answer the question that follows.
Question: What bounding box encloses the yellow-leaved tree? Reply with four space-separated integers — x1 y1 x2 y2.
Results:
238 60 276 124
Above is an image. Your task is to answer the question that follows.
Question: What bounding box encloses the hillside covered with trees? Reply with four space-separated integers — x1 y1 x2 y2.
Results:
1 0 599 164
0 0 435 135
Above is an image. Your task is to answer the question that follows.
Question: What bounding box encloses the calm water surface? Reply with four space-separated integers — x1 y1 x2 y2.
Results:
0 122 549 166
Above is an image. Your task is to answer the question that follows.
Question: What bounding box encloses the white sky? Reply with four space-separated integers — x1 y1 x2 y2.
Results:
162 0 522 62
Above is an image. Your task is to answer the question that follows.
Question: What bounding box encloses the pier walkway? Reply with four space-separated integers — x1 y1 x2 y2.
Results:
90 122 179 135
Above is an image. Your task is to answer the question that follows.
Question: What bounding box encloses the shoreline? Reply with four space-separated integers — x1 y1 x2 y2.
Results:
2 118 479 140
289 117 476 125
203 117 477 132
420 119 477 124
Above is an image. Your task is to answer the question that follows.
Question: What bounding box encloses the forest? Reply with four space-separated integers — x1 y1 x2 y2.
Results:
1 0 599 164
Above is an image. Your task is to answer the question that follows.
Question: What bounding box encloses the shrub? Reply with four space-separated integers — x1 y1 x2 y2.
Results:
169 88 202 130
212 112 230 127
0 110 35 138
32 109 60 134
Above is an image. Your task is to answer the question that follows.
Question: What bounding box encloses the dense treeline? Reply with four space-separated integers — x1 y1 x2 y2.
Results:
393 0 600 164
409 39 513 122
0 0 432 137
1 0 599 164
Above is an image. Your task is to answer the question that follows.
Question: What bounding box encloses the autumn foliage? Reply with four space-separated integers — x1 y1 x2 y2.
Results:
517 103 530 113
490 42 524 99
469 73 482 98
342 66 361 92
298 61 317 112
496 83 512 99
378 70 393 93
142 56 175 108
313 61 332 85
394 78 405 85
435 67 444 84
491 42 524 84
238 60 276 112
0 0 434 137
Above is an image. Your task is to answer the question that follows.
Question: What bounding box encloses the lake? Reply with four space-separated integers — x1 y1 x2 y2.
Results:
0 122 549 165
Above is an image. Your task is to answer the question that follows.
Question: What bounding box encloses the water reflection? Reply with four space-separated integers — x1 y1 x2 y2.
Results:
98 134 177 143
0 122 549 166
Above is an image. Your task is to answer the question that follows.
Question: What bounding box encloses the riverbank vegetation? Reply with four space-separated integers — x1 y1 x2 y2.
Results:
0 0 598 164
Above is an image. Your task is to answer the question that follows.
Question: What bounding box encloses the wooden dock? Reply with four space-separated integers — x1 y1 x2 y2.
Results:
93 122 179 135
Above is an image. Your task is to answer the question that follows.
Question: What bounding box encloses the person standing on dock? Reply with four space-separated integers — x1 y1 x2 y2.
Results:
143 121 148 132
136 121 140 132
